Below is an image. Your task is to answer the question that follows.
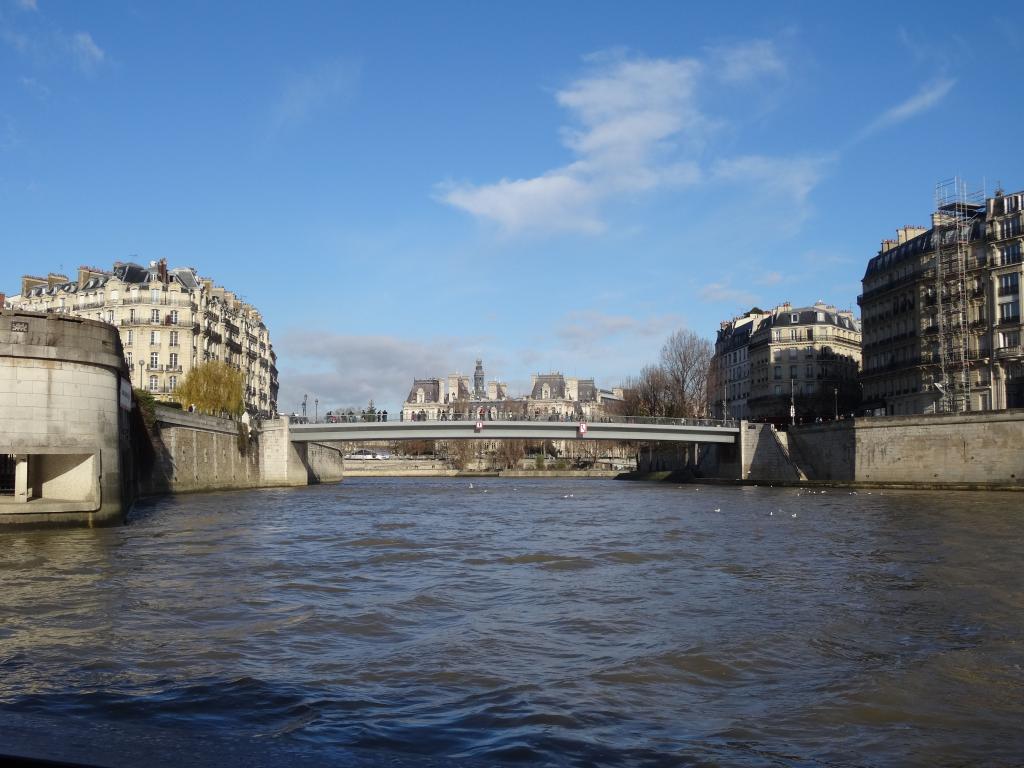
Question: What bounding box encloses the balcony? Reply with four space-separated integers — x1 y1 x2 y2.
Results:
999 315 1021 326
996 345 1021 359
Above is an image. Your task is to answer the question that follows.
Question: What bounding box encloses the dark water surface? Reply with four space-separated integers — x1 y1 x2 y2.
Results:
1 479 1022 767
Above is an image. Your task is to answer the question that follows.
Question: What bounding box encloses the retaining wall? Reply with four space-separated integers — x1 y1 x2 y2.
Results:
787 410 1024 488
140 408 345 496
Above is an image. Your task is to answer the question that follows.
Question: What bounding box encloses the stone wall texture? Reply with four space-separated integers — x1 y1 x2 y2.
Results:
786 411 1024 488
1 310 130 526
141 408 344 496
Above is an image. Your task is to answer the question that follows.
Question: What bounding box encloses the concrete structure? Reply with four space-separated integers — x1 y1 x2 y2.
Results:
859 184 1024 415
1 310 132 526
4 260 279 417
697 411 1024 489
291 418 739 445
402 360 625 422
140 408 345 495
712 302 862 423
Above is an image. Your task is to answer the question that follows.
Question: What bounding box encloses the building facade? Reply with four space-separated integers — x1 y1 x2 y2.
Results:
858 185 1024 415
401 360 624 422
712 302 862 423
4 260 278 417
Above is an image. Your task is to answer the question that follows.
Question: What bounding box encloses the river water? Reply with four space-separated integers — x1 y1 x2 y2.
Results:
1 478 1022 767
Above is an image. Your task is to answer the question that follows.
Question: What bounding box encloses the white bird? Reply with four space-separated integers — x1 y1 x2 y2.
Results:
714 508 721 512
469 483 474 489
791 513 797 518
769 511 774 516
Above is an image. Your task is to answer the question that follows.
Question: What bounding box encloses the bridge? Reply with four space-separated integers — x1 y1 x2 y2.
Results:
288 416 740 444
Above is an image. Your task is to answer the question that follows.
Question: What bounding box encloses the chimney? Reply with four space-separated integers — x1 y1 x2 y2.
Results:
158 258 168 284
0 292 6 308
21 275 46 296
47 272 69 288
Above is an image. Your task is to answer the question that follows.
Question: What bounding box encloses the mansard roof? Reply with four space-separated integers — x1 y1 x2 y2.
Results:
863 216 986 279
406 378 441 403
531 373 566 400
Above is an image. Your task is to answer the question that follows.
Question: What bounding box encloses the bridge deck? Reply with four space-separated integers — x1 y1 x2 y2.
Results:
289 420 739 444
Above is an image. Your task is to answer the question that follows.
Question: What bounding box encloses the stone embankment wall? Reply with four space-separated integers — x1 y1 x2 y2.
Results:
139 407 345 496
141 408 261 494
1 310 132 527
696 411 1024 488
786 411 1024 488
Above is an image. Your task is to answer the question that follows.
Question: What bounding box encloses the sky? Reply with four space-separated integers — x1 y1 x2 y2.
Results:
3 1 1024 416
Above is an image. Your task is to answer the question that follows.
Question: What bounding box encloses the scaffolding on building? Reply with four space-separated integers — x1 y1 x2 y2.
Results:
932 177 985 413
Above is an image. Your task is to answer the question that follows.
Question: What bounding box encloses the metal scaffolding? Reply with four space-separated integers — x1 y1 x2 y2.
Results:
932 177 984 413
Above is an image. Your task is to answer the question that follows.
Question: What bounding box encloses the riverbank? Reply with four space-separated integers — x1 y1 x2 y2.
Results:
343 463 620 479
618 472 1024 492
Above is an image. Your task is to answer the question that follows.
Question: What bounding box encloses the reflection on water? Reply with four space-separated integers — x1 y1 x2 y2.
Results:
1 479 1022 766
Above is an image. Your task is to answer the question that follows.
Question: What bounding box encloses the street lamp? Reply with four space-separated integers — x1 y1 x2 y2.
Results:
833 386 838 421
302 394 307 419
315 398 319 423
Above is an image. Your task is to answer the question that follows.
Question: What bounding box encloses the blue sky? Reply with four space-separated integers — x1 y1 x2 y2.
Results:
3 1 1023 415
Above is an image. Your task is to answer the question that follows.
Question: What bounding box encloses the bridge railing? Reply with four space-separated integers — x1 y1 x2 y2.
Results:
389 413 739 429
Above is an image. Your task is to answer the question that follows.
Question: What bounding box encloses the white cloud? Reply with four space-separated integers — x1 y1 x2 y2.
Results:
756 271 783 286
438 52 706 235
555 309 684 347
710 39 786 83
857 78 955 140
69 31 104 73
16 0 38 10
699 281 758 308
269 58 359 140
277 331 481 414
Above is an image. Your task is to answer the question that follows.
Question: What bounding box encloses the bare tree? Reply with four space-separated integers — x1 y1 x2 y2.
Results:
660 329 713 417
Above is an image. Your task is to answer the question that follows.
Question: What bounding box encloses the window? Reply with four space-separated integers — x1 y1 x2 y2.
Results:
999 300 1020 323
791 313 799 322
169 353 178 369
151 289 160 304
806 328 814 340
774 385 782 395
1003 331 1021 349
1001 242 1022 265
149 375 158 392
150 330 159 344
129 308 136 322
806 365 813 378
789 365 797 379
790 329 798 340
110 290 119 303
816 311 825 322
772 350 782 362
125 352 132 368
169 376 177 391
150 352 159 369
998 273 1019 295
773 366 781 380
170 331 178 346
151 308 160 323
170 310 179 324
788 348 797 359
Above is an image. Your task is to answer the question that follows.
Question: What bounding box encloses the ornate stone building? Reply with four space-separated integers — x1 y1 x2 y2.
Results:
401 361 624 421
4 260 278 417
858 185 1024 414
712 302 862 422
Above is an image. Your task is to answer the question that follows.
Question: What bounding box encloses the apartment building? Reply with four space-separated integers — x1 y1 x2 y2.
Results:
858 185 1024 414
4 260 279 417
712 302 862 423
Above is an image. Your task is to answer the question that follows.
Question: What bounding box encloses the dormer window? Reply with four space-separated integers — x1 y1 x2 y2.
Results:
791 313 799 323
542 384 551 399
